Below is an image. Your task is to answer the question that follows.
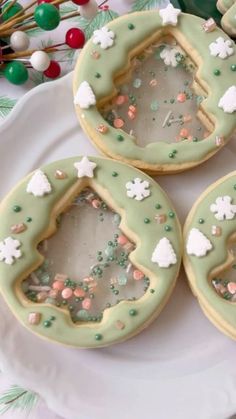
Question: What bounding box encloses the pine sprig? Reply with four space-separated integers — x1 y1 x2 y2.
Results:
75 9 120 40
0 96 17 118
0 385 38 415
132 0 170 11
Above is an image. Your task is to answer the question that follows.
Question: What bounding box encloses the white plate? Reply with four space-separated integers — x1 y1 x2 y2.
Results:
1 71 236 419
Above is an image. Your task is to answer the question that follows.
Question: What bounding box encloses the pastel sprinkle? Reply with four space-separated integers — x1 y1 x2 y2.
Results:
114 118 125 129
150 100 159 111
133 78 142 88
61 288 73 299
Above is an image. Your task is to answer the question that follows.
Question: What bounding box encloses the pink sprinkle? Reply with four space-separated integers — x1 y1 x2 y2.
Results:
227 282 236 295
177 93 186 103
37 291 48 302
28 312 41 325
53 280 65 291
82 298 92 310
117 235 129 246
128 105 137 114
133 270 145 281
61 288 73 299
115 95 126 106
116 320 125 330
183 114 192 123
149 79 157 87
179 128 189 138
54 273 68 282
92 199 101 209
215 136 224 147
114 118 125 128
74 288 86 298
128 110 136 120
49 289 58 298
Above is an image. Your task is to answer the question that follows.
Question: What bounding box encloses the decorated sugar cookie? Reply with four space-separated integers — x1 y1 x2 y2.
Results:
0 157 182 348
183 172 236 339
217 0 236 37
73 7 236 174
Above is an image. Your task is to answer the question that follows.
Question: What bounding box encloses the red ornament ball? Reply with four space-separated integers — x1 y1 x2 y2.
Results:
72 0 90 4
65 28 85 49
37 0 59 8
44 60 61 78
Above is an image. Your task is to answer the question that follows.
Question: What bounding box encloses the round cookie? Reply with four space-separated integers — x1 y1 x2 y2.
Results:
217 0 236 37
73 6 236 174
0 156 182 348
183 172 236 339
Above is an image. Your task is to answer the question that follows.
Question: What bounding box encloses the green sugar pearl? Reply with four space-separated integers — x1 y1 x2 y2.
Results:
155 204 161 209
231 65 236 72
95 333 103 341
95 72 101 78
26 217 32 222
198 218 205 224
165 225 171 232
43 320 52 328
129 309 137 316
169 211 175 218
168 152 174 159
233 184 236 190
213 69 221 76
117 134 124 142
128 23 135 30
144 218 150 224
13 205 21 212
112 171 118 177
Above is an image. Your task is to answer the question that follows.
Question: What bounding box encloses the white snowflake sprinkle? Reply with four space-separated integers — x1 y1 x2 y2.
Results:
93 27 115 49
210 196 236 221
209 37 234 59
160 46 184 67
126 178 150 201
0 237 22 265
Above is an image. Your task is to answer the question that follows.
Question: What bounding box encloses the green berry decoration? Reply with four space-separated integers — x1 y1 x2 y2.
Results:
2 1 23 21
34 3 60 31
4 61 28 85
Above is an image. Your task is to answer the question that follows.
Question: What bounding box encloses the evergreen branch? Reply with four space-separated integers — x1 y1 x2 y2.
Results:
0 96 17 118
0 385 38 415
132 0 170 11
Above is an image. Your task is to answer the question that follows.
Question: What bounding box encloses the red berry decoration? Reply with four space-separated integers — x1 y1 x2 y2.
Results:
44 60 61 78
65 28 85 49
72 0 90 5
37 0 59 9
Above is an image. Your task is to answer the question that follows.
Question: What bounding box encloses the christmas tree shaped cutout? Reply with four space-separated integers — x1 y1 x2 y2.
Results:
151 237 177 268
26 170 52 197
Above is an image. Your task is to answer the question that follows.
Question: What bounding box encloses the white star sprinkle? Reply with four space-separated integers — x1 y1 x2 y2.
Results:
74 157 97 178
159 4 181 26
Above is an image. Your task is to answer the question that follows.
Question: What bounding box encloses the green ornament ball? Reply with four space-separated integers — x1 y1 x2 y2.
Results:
34 3 60 31
2 1 23 21
4 61 28 85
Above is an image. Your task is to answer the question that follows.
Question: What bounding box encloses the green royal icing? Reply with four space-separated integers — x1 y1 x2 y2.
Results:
73 11 236 173
0 157 182 348
184 171 236 338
